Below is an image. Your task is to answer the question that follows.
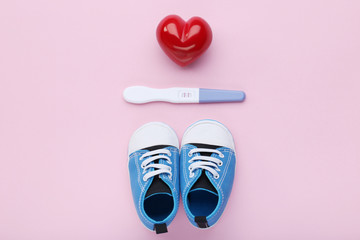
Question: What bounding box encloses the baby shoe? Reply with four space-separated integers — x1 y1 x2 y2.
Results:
180 119 236 229
128 122 180 234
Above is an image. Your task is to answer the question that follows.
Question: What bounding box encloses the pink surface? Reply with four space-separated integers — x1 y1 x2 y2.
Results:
1 0 360 239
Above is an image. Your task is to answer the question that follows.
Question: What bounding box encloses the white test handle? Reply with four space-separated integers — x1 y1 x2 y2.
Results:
123 86 199 104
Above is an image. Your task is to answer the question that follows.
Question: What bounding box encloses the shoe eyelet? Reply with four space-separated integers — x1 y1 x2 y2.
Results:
219 154 224 158
218 161 223 166
168 152 172 157
143 176 147 181
214 175 219 179
188 152 192 157
141 164 145 168
188 166 192 171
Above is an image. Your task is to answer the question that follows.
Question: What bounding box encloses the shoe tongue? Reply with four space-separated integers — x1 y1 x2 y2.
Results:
190 171 217 194
143 145 172 198
145 176 171 198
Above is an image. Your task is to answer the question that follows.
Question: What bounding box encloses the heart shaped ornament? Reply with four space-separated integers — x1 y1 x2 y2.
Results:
156 15 212 67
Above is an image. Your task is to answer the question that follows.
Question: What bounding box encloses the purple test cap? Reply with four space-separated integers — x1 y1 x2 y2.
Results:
199 88 246 103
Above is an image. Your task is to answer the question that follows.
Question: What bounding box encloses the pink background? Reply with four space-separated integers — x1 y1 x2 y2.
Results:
1 0 360 239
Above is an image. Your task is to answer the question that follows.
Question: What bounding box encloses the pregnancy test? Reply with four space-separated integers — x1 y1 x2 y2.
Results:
123 86 246 104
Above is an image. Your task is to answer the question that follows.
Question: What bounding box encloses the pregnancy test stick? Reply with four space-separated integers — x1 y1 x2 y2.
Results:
123 86 246 104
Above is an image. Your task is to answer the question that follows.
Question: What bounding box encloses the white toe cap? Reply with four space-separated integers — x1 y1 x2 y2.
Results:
128 122 179 155
181 120 235 151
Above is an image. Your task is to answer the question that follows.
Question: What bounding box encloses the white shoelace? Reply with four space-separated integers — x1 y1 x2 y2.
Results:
188 148 224 179
139 149 172 181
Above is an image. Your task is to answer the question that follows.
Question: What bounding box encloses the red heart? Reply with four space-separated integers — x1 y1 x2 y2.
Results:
156 15 212 67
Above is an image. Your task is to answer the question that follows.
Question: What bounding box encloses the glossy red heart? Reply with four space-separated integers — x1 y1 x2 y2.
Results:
156 15 212 67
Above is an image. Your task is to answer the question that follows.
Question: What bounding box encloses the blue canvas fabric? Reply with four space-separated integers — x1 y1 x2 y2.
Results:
128 146 180 231
180 144 236 228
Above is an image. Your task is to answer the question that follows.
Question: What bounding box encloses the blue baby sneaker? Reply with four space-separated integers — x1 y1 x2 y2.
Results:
128 122 180 234
180 120 236 229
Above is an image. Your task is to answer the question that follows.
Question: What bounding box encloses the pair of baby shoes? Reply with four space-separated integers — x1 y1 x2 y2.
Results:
128 120 236 234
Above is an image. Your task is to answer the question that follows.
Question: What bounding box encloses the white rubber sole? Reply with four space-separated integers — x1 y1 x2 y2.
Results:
181 119 235 151
128 122 179 156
